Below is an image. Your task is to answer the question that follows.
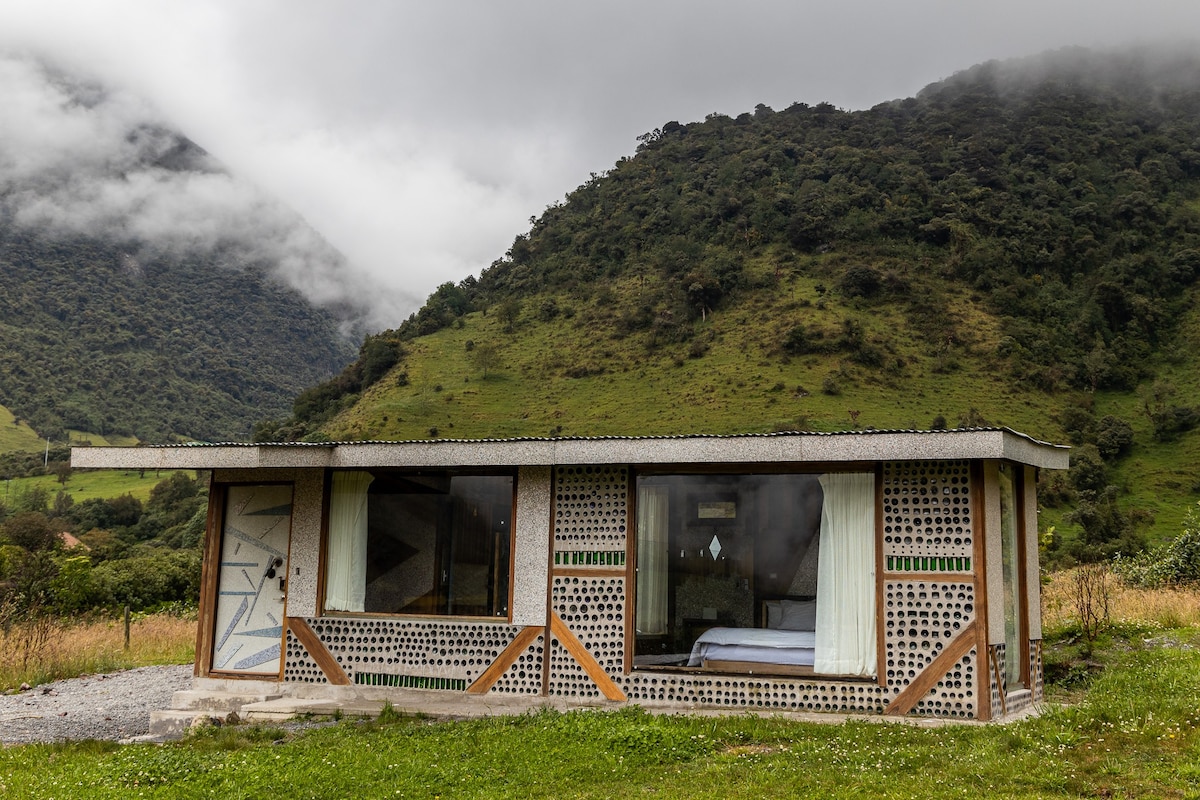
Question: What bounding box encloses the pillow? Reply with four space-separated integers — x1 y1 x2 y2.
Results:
764 600 783 629
778 599 817 631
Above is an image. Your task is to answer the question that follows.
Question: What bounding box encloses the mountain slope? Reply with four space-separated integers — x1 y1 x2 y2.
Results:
0 54 358 443
261 46 1200 553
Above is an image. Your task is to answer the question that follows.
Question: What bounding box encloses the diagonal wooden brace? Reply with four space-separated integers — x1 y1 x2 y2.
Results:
884 620 977 717
550 613 627 702
287 618 351 686
467 626 545 694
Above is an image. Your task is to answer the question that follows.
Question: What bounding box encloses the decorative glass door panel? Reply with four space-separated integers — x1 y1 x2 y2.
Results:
212 484 293 675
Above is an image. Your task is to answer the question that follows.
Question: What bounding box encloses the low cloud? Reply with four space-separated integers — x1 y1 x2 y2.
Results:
0 53 412 332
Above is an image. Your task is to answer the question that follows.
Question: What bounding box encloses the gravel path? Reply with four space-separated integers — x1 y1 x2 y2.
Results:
0 665 193 745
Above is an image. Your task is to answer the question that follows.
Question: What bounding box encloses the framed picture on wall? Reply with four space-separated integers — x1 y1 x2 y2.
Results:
690 492 737 523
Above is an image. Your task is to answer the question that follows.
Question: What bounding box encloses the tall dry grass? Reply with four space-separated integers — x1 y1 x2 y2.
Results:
0 612 195 691
1041 567 1200 631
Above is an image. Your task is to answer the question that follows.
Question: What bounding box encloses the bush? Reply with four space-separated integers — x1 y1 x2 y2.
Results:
1095 415 1134 460
837 265 883 299
1068 445 1107 494
91 549 202 611
1114 504 1200 587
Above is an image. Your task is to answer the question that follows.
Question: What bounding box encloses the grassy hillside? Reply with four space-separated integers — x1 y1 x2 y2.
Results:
329 252 1045 437
0 404 42 453
4 468 191 506
258 47 1200 556
319 254 1199 543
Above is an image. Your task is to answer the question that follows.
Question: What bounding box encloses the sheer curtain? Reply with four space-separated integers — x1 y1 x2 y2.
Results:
814 472 877 677
324 471 374 612
636 485 670 635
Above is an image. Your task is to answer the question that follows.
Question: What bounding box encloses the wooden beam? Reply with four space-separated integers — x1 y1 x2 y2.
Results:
550 613 627 702
884 620 977 717
874 465 886 689
467 626 544 695
195 481 224 678
989 645 1008 717
971 461 991 721
286 618 351 686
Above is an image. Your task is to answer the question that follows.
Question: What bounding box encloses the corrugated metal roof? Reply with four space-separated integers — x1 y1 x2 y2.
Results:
146 426 1065 450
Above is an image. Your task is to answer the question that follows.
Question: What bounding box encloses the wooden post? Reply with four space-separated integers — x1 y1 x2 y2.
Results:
124 605 131 651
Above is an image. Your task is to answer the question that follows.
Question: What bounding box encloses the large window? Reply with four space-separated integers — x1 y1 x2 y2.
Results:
634 471 876 677
998 463 1026 690
324 470 513 617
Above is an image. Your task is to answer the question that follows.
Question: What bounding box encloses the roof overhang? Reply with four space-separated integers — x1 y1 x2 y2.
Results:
71 429 1070 472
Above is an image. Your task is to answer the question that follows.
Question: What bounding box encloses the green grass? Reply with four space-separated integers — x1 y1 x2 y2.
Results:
0 637 1197 798
0 403 137 457
0 404 44 453
4 468 192 506
332 260 1060 441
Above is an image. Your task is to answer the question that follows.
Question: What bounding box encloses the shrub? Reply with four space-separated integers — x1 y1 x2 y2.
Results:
1095 415 1134 460
1072 563 1112 644
837 265 883 298
1114 504 1200 587
1068 445 1107 494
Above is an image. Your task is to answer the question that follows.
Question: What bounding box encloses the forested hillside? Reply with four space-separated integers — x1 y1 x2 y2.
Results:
0 56 359 443
0 227 354 442
256 46 1200 559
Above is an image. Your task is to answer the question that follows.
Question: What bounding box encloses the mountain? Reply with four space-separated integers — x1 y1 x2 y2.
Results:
0 54 358 443
265 45 1199 558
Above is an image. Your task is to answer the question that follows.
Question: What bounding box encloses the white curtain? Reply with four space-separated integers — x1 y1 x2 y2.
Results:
324 471 374 612
814 472 877 677
636 485 670 635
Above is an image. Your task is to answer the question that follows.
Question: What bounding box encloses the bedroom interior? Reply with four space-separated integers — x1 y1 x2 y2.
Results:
634 471 877 678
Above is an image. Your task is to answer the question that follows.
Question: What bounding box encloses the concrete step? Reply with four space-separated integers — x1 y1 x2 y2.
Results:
241 697 385 722
147 710 216 740
169 689 282 713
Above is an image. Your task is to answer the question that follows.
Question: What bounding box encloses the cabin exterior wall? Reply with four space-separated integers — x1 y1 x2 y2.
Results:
196 456 1037 720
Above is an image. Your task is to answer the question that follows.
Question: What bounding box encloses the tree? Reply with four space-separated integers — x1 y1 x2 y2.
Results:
837 265 883 299
497 298 523 333
358 336 404 388
1095 415 1134 461
1068 445 1108 494
469 341 504 378
50 461 72 485
2 511 59 552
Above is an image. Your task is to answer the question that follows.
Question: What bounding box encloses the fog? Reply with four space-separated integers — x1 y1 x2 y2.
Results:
0 55 403 329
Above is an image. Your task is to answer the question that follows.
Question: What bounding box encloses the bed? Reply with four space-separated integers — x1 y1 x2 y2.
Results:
686 597 816 672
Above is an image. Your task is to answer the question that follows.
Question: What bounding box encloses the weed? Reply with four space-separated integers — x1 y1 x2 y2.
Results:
377 700 403 724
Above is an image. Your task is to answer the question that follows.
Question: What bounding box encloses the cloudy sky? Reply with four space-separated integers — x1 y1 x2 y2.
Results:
2 1 1198 330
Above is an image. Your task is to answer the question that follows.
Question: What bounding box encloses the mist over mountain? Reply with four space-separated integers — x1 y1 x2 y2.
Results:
0 53 399 328
0 53 363 441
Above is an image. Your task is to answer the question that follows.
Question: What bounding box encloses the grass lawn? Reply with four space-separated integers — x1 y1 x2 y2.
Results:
0 577 1198 799
0 640 1197 799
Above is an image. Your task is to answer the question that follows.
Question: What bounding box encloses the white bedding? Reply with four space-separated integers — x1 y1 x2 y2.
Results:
686 627 816 667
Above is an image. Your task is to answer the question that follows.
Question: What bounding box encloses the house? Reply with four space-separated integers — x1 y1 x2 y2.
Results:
72 428 1068 722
